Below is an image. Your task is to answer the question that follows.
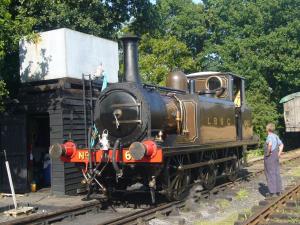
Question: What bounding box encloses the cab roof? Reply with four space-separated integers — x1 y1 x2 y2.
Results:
280 92 300 104
187 71 245 80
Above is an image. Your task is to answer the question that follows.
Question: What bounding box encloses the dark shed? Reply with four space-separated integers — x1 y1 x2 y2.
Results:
280 92 300 149
0 77 101 195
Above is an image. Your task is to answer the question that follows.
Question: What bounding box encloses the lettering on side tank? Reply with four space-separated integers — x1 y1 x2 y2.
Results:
207 117 231 126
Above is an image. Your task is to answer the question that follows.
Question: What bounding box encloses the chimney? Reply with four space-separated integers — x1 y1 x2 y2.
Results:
120 34 141 84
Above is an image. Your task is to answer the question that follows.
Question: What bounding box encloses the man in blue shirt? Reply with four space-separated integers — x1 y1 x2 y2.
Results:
264 123 284 196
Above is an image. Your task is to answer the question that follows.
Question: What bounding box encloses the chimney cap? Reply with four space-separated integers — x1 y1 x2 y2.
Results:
120 33 140 41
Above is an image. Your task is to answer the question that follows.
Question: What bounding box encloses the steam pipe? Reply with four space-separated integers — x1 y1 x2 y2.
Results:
112 138 121 176
120 34 141 84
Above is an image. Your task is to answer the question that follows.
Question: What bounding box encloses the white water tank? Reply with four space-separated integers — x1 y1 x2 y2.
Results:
19 28 119 83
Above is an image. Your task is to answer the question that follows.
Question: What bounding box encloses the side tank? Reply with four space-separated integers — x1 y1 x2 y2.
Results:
165 93 236 145
198 96 236 143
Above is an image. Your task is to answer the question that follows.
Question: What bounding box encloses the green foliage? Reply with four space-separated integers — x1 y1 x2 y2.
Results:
127 0 160 36
14 0 132 39
246 89 279 143
197 0 299 141
156 0 207 53
0 80 8 112
139 35 196 85
0 0 37 95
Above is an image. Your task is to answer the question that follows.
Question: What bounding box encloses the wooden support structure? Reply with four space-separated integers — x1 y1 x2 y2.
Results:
4 206 34 217
0 77 102 195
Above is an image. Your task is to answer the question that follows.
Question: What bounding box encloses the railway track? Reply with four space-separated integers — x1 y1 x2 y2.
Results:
99 201 185 225
235 182 300 225
1 149 300 225
0 201 103 225
100 152 300 225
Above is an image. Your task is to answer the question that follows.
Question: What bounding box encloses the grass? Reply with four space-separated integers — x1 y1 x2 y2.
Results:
215 199 231 211
288 167 300 177
288 217 300 223
235 188 249 200
237 208 252 221
273 217 300 224
245 148 264 161
195 212 238 225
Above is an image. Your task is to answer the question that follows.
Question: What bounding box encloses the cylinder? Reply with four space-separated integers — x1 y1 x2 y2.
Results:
120 34 141 84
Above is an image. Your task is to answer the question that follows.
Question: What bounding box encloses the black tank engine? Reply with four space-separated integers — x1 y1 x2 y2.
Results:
50 34 258 202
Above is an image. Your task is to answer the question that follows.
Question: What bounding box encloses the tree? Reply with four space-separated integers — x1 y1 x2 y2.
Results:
156 0 207 54
198 0 300 140
13 0 132 39
127 0 160 36
201 0 300 96
0 80 8 112
0 0 35 97
139 35 196 85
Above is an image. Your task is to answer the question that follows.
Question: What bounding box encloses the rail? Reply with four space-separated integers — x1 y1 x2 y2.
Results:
100 201 184 225
237 183 300 225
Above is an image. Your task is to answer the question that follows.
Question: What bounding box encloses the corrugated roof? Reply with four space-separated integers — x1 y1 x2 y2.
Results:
280 92 300 104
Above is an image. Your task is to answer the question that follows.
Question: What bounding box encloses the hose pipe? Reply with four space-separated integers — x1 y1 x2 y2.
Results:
112 138 122 178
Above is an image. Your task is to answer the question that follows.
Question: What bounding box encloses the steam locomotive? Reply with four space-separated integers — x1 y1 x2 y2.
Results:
49 35 258 202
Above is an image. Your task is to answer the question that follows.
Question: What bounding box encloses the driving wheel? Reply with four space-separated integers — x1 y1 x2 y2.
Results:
227 158 239 182
200 165 217 190
163 154 191 201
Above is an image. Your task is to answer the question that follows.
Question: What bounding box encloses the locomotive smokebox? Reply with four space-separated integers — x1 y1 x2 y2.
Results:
120 34 141 84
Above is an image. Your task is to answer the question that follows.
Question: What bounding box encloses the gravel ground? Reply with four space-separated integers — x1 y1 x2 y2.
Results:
55 207 140 225
0 189 100 223
149 156 300 225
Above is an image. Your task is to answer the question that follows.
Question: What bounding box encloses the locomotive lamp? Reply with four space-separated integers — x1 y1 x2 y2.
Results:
128 142 146 160
49 142 76 159
129 140 157 160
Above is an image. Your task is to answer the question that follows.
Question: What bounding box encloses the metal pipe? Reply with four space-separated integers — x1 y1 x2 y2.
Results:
179 156 237 170
4 150 17 209
189 79 195 94
143 83 186 94
112 139 121 177
120 35 141 84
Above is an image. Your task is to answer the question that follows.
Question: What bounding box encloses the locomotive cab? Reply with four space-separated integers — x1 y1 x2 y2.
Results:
187 72 254 142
